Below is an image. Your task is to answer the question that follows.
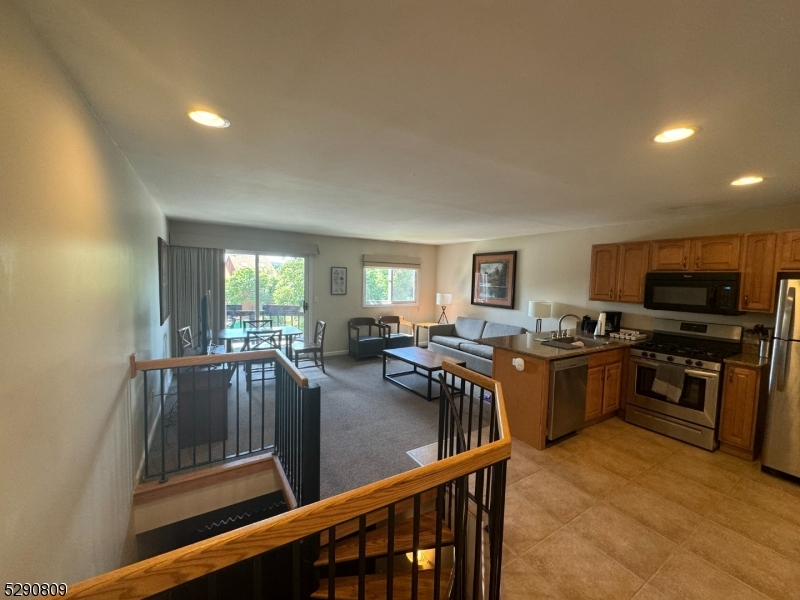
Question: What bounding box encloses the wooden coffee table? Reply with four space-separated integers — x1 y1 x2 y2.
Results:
382 346 466 401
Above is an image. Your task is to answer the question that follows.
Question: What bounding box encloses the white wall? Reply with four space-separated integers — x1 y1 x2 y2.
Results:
0 1 167 583
169 221 439 353
436 203 800 335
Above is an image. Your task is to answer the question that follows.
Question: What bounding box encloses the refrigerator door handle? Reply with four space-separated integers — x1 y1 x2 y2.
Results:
777 284 795 342
774 339 789 392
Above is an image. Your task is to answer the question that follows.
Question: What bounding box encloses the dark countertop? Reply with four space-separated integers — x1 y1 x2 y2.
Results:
724 353 770 368
481 332 643 361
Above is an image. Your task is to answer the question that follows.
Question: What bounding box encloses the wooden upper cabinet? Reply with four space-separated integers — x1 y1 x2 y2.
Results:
692 235 742 271
650 239 692 271
651 236 741 271
719 366 759 451
617 243 649 303
589 244 618 301
778 231 800 270
740 233 778 312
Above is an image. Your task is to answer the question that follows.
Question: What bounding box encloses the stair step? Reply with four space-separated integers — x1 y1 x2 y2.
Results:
310 568 451 600
320 489 439 546
316 511 453 566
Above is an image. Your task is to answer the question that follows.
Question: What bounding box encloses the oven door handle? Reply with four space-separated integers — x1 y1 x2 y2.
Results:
684 369 717 379
631 358 662 369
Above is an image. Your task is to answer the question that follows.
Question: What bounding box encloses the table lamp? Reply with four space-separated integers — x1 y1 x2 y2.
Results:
436 293 452 324
529 301 552 333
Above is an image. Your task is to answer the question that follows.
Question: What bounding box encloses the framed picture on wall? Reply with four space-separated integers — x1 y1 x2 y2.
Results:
331 266 347 295
471 251 517 309
158 237 170 324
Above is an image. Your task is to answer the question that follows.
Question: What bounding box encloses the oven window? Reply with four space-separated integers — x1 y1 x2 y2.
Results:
651 285 708 307
635 365 707 411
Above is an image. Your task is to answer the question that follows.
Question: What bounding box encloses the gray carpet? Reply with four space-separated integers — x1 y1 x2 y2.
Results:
304 354 443 498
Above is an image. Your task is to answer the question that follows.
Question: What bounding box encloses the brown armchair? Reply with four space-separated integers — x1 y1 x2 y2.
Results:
348 317 386 360
379 316 415 349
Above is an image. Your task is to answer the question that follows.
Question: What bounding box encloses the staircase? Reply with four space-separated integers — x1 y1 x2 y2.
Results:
65 362 510 600
312 501 455 599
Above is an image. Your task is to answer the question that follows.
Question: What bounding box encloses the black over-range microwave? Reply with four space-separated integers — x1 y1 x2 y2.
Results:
644 272 744 316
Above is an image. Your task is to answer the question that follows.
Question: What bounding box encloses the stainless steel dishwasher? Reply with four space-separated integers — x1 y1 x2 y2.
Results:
547 355 589 441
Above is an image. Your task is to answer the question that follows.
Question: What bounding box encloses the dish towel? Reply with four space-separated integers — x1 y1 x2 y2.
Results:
652 364 685 403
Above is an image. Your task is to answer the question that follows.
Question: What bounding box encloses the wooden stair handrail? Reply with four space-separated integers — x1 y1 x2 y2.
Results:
133 349 308 388
67 373 509 600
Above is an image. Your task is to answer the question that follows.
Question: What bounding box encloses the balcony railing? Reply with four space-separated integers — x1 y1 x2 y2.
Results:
134 350 319 485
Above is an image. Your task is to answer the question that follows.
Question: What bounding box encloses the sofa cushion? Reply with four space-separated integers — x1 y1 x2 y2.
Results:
460 343 494 360
430 335 464 350
482 322 527 338
453 317 487 341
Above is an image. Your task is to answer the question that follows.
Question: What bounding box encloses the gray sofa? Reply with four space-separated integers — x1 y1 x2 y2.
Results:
428 317 527 376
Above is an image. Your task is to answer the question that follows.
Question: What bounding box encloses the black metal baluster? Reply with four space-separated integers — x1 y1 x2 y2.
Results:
236 365 241 457
327 525 336 600
412 494 420 599
207 366 212 464
472 467 485 600
358 514 366 600
143 371 149 479
160 368 167 482
252 554 261 600
292 540 301 600
433 485 443 600
387 503 395 600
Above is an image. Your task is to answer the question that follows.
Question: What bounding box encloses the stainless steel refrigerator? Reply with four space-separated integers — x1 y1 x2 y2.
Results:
762 278 800 480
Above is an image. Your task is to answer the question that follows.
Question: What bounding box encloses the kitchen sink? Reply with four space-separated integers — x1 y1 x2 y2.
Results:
541 336 612 350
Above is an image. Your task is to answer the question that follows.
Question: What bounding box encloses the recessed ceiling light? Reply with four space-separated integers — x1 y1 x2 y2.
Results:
731 175 764 186
187 110 230 128
652 127 698 143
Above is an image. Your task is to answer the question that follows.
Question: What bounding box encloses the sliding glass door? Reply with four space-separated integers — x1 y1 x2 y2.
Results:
224 253 308 344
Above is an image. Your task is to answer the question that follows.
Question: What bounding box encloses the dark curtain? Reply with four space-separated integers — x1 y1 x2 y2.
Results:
169 245 225 357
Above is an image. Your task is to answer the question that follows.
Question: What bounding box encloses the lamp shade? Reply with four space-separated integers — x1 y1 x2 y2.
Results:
529 301 552 319
436 293 452 306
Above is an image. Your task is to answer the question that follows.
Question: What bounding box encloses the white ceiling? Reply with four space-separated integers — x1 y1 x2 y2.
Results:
18 0 800 243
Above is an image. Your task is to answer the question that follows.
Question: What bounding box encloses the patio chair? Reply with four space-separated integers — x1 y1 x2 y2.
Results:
244 319 274 330
379 316 415 349
348 317 386 360
292 320 326 373
243 329 283 390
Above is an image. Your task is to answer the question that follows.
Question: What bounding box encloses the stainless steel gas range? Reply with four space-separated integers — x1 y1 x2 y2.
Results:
625 318 743 450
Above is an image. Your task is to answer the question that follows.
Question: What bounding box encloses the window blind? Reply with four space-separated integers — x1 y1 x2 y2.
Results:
362 254 421 269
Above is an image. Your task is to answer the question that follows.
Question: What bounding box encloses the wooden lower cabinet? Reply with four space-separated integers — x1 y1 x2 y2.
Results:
718 364 767 460
585 350 625 420
603 362 623 414
492 348 550 450
585 366 604 421
493 346 628 449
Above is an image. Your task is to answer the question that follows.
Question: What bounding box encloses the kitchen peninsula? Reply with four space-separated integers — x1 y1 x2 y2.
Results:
482 334 640 450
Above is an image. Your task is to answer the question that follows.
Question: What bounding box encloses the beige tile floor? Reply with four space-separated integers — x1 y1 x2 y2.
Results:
501 417 800 600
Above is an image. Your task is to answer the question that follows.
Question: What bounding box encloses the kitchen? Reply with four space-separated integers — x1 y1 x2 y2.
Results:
482 228 800 485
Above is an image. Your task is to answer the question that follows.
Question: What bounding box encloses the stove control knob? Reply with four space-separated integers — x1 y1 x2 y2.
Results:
667 355 674 362
641 351 649 357
649 353 657 359
695 361 703 367
685 359 692 365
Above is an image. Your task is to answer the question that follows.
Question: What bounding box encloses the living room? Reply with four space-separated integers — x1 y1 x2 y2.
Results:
2 1 800 597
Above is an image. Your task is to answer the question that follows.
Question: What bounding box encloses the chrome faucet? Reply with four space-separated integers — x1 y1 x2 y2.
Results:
556 314 582 337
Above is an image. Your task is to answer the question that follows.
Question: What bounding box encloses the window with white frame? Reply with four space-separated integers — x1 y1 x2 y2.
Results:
362 254 421 307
